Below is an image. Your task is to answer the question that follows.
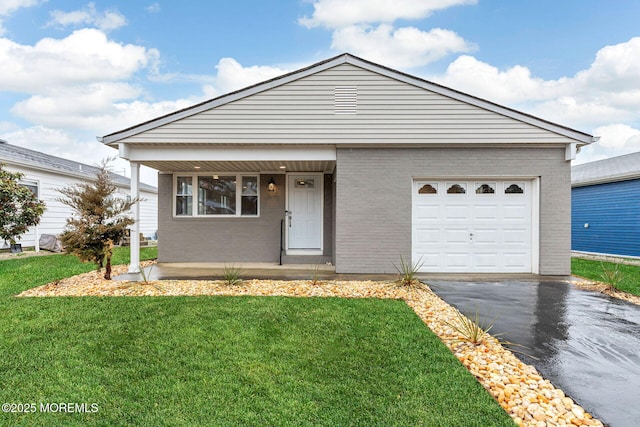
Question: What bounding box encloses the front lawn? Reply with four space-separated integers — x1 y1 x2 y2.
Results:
0 248 514 426
571 258 640 296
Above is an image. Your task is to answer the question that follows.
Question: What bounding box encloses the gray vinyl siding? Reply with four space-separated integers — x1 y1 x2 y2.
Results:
157 173 334 263
334 147 571 275
119 64 575 146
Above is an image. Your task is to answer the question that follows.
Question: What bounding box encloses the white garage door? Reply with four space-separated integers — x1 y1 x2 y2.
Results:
412 180 534 273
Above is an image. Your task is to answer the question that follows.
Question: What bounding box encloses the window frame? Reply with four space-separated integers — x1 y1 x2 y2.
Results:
19 179 39 198
173 173 260 218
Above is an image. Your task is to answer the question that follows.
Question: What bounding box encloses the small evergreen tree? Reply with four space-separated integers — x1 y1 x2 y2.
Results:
0 163 46 246
58 159 139 279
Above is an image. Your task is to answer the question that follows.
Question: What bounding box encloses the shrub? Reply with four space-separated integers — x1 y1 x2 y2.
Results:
0 164 46 246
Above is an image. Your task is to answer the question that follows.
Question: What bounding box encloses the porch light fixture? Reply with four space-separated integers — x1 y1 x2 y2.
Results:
268 177 276 192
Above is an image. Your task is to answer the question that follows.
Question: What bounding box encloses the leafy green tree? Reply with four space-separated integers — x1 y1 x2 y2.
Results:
0 163 46 246
58 159 139 279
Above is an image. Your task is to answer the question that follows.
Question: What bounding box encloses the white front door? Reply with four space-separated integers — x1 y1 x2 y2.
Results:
412 180 535 273
287 174 323 251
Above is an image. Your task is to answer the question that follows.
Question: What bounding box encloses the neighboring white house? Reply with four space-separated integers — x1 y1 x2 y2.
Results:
0 140 158 250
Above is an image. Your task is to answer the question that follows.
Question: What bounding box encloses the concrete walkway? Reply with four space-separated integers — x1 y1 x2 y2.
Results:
431 279 640 427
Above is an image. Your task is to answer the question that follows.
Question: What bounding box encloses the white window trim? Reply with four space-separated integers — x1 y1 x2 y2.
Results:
19 179 40 198
173 173 260 218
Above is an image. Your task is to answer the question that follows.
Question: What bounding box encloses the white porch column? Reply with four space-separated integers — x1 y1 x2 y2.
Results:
128 161 141 273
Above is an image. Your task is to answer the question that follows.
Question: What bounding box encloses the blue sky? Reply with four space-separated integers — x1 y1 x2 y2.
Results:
1 0 640 184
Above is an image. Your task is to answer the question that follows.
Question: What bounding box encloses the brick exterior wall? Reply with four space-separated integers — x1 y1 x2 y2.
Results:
157 173 334 263
334 147 571 275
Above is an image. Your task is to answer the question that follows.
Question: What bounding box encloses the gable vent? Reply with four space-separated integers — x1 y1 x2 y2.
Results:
334 86 357 114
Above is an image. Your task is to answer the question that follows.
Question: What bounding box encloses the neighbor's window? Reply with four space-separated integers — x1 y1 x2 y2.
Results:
19 180 39 198
175 174 259 217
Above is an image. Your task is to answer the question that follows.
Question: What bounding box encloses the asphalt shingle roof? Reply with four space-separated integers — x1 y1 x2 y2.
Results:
0 140 157 193
572 151 640 186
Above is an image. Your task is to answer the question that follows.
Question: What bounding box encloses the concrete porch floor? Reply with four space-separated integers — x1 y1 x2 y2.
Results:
116 262 398 282
115 262 570 283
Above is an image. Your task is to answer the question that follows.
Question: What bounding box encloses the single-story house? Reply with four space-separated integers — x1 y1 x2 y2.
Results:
572 151 640 257
0 140 158 250
100 53 597 275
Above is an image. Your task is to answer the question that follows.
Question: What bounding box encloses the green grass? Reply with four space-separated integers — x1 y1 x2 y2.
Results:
0 248 514 426
0 246 158 297
572 258 640 296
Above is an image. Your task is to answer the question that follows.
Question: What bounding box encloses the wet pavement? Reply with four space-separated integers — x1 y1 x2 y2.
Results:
429 280 640 427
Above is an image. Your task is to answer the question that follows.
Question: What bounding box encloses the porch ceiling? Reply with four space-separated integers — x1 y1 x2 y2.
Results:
144 160 336 173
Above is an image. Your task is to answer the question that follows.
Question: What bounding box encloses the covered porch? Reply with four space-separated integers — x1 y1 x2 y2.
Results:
121 143 337 273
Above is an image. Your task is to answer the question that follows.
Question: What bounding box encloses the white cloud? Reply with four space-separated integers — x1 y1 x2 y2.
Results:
213 57 290 94
574 37 640 92
0 125 158 185
145 3 160 14
300 0 476 28
0 0 43 15
332 24 475 68
12 82 142 128
0 0 46 35
437 55 564 103
11 87 201 135
0 29 155 93
1 125 74 151
47 2 126 31
300 0 477 69
574 124 640 165
0 26 183 138
431 37 640 132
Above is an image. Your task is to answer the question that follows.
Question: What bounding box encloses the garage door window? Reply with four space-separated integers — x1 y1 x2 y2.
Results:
475 183 496 194
446 183 466 194
418 183 438 194
505 183 524 194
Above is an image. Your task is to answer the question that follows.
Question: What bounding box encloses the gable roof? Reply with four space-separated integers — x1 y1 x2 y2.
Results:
101 53 596 146
572 151 640 187
0 140 157 193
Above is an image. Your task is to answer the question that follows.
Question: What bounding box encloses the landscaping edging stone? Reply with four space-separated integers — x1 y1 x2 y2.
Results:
18 265 603 427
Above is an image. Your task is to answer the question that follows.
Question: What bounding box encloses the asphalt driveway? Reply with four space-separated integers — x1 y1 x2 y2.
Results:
430 280 640 427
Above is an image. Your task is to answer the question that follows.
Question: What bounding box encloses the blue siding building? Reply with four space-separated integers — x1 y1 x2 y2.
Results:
572 152 640 257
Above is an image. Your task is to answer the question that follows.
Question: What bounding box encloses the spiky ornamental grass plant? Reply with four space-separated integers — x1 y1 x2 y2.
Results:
311 264 322 286
223 264 244 286
600 261 625 292
0 163 46 246
446 308 497 346
57 159 139 280
393 255 424 287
